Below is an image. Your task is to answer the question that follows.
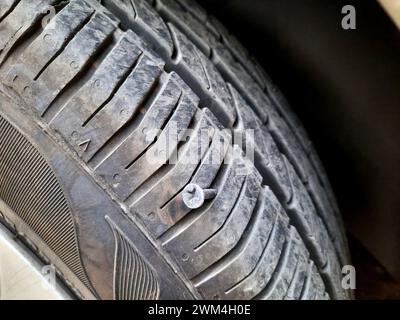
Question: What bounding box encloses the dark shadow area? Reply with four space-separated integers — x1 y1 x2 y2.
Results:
349 235 400 299
199 0 400 295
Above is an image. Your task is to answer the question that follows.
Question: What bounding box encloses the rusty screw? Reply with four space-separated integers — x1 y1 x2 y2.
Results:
182 183 217 209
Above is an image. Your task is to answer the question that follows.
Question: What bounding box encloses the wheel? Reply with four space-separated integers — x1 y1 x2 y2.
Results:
0 0 351 300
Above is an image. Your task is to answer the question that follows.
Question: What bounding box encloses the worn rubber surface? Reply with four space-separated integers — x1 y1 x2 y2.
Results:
0 0 351 299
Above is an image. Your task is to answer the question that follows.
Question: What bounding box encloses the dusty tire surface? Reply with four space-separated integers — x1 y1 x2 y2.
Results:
0 0 351 299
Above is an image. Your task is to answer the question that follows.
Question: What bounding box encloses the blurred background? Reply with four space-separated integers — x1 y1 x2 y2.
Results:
199 0 400 299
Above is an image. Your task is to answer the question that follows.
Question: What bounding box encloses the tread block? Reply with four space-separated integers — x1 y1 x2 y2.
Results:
191 186 289 300
266 106 310 182
208 15 248 69
252 56 274 90
223 210 287 300
284 157 328 267
51 31 143 147
103 0 173 56
156 0 216 55
249 56 270 91
94 72 182 185
308 145 341 214
66 54 162 162
151 128 232 232
0 0 20 21
0 0 58 62
212 43 269 122
307 171 348 265
110 94 197 200
159 151 247 246
187 172 262 278
168 22 236 127
320 231 348 300
162 168 262 278
256 226 297 300
259 126 294 201
169 71 200 104
189 130 230 188
300 262 326 300
156 0 266 94
284 156 347 299
260 228 310 300
230 84 292 202
207 14 266 90
266 80 313 154
267 108 347 266
130 109 220 236
284 241 309 300
34 12 116 112
18 0 95 78
3 12 116 115
176 0 208 24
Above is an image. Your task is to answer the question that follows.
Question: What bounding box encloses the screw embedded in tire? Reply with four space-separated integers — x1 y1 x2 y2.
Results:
182 183 217 209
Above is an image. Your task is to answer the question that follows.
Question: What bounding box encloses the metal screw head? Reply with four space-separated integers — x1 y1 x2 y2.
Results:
182 183 217 209
183 184 205 209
